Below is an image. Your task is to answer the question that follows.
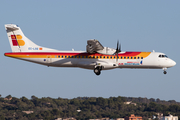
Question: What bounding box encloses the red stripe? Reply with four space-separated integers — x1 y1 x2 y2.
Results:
4 52 141 56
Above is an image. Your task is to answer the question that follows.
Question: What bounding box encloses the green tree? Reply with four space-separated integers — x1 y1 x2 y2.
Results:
5 95 12 99
0 115 5 120
169 105 180 112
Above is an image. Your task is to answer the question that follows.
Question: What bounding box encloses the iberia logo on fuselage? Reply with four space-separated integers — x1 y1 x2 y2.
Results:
11 35 25 46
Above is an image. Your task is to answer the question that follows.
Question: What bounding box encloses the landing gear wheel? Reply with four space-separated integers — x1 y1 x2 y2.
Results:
94 67 101 75
162 68 167 75
163 71 167 74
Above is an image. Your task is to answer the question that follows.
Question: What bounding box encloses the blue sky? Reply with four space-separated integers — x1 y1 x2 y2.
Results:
0 1 179 101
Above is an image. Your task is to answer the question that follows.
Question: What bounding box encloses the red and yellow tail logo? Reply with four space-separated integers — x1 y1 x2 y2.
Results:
11 35 25 46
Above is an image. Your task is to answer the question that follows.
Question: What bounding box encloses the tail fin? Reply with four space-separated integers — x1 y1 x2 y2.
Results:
5 24 56 52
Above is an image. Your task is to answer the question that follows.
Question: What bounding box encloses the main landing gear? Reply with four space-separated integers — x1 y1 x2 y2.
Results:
163 68 167 74
94 66 102 76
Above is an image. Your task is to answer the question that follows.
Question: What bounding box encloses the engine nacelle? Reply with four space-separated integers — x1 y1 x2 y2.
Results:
86 39 116 55
86 45 96 54
97 47 116 55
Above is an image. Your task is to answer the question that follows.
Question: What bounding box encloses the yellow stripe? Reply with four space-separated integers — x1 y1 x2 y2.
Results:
6 53 151 59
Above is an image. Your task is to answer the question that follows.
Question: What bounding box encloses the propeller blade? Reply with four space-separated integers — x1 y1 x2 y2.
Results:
116 41 119 53
119 43 121 52
116 51 118 63
116 40 120 53
116 40 120 63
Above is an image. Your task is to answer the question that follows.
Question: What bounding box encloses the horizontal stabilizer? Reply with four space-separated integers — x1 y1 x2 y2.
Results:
6 24 19 31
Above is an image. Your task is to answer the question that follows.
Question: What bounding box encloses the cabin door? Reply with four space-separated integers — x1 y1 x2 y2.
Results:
47 55 52 64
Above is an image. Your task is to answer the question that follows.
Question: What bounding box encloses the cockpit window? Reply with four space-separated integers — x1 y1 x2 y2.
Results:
159 54 168 58
164 55 168 58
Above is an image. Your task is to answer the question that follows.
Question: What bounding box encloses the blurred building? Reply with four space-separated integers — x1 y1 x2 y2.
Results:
22 111 34 114
116 118 125 120
55 118 62 120
63 117 76 120
124 101 137 106
89 118 109 120
125 114 142 120
160 114 178 120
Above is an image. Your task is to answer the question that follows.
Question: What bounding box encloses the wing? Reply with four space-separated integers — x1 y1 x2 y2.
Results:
86 39 104 54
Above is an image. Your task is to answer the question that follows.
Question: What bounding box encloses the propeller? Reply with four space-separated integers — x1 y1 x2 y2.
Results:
115 40 121 63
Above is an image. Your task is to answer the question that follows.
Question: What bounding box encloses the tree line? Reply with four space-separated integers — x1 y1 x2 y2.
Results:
0 95 180 120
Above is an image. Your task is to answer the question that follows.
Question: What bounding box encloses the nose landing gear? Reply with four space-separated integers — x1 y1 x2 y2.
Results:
163 71 167 74
163 68 167 74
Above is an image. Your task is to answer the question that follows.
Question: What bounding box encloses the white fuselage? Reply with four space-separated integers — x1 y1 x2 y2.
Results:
5 51 176 71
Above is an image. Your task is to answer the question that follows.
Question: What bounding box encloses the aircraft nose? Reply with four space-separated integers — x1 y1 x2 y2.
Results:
166 59 176 67
169 59 176 67
172 60 176 66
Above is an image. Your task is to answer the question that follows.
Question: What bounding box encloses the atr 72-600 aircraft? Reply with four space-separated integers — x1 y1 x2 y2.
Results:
4 24 176 75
